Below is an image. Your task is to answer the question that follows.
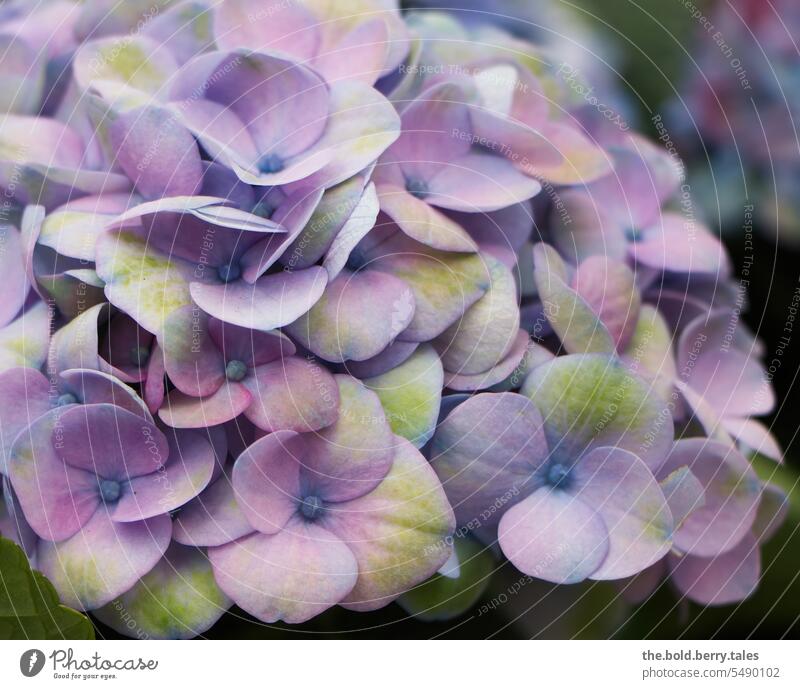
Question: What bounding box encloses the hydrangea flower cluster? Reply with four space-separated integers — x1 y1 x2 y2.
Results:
0 0 785 638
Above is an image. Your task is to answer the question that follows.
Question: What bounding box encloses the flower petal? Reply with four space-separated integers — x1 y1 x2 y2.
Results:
573 447 672 580
377 186 477 252
669 533 760 606
159 383 253 429
300 376 394 503
93 542 231 639
189 266 328 331
110 105 203 199
521 354 673 470
243 356 340 433
435 254 520 375
208 518 358 623
285 269 415 363
326 437 456 611
112 428 216 522
95 229 195 337
36 510 171 610
426 151 542 212
363 344 443 448
532 243 616 355
430 392 547 526
497 487 609 584
8 409 100 542
659 439 761 557
371 242 490 342
0 367 51 474
232 430 302 535
173 471 254 547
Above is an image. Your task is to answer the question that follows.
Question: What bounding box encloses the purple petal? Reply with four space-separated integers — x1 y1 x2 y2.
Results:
110 105 203 200
8 409 100 542
159 382 252 429
497 487 609 584
0 367 51 474
173 470 254 547
161 307 226 397
285 269 415 363
752 483 789 543
232 430 302 534
677 310 774 417
669 533 760 606
0 224 30 327
659 467 706 528
243 356 340 433
112 428 216 521
322 183 382 279
240 188 323 283
660 439 761 557
572 447 672 580
430 392 547 526
388 82 472 176
59 368 151 419
343 340 419 379
635 213 730 275
208 518 358 623
550 190 629 264
722 418 782 463
55 404 168 480
296 80 400 189
426 151 542 212
378 186 477 252
300 376 394 503
572 256 641 351
189 266 328 331
532 243 616 354
36 510 171 610
325 437 456 612
213 0 321 59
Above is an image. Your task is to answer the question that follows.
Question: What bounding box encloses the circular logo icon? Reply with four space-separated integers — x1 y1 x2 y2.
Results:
20 649 45 677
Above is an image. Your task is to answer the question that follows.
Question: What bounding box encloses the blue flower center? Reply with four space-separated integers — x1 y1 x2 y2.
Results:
55 393 78 407
225 359 248 382
545 461 572 489
258 154 285 174
98 478 121 503
299 495 325 521
405 177 429 200
345 249 366 272
217 261 242 283
129 345 150 367
252 201 276 218
625 226 643 243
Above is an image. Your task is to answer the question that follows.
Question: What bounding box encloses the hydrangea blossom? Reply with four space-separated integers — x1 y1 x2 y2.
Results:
0 0 786 638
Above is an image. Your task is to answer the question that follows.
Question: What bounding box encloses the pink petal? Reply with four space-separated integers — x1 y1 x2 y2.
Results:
498 487 609 584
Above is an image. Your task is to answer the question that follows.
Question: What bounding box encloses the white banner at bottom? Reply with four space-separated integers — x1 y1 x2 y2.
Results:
0 640 797 688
